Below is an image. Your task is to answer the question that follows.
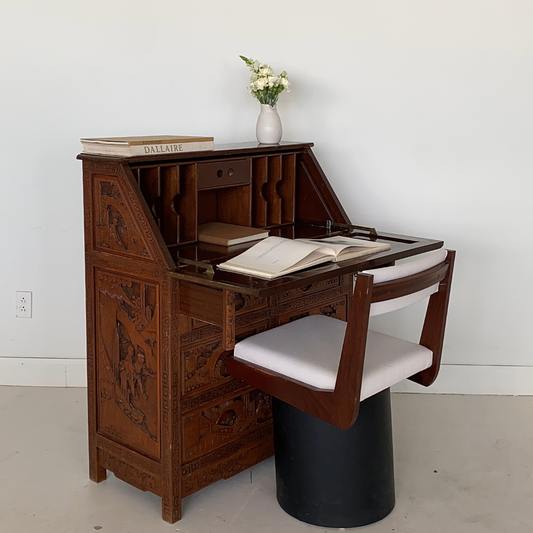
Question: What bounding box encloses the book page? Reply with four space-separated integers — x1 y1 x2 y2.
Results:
296 236 390 262
217 237 335 278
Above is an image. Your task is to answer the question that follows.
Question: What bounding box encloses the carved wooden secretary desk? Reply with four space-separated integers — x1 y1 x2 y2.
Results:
79 141 442 522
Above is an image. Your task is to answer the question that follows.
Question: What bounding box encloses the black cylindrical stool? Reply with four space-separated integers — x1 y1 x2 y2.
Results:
273 388 395 528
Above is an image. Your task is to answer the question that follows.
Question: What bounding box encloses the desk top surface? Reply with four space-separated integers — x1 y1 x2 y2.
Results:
77 141 315 164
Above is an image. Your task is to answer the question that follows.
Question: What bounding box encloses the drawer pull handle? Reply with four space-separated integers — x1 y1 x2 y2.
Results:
217 168 234 178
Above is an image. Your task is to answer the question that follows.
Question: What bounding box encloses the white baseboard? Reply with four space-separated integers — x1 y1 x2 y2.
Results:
0 357 87 387
393 363 533 396
0 359 532 395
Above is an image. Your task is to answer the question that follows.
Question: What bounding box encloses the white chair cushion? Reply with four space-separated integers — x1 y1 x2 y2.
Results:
234 314 432 400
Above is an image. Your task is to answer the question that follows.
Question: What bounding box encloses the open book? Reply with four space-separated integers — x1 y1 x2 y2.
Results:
217 236 391 279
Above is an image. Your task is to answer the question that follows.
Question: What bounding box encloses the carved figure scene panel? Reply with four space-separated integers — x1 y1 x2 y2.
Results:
93 175 154 261
182 320 269 396
182 340 226 395
95 271 160 460
182 390 272 462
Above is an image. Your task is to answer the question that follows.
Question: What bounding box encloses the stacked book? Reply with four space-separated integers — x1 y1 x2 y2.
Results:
80 135 214 157
198 223 269 247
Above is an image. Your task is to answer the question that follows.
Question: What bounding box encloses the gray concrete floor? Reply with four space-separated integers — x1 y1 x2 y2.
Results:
1 386 532 533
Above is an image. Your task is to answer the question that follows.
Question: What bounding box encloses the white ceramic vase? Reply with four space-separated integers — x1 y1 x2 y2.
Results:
256 104 282 144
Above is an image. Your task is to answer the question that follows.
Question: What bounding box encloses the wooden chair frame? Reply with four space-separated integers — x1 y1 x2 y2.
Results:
227 250 455 430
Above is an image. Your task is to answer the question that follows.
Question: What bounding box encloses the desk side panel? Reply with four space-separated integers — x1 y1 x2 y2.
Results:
295 148 350 225
82 160 174 269
83 160 182 520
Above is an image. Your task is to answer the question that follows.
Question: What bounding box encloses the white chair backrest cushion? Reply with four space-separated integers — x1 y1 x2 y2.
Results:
369 284 438 317
362 248 447 317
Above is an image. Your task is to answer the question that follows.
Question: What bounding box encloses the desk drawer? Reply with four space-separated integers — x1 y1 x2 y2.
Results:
181 390 272 462
197 159 251 190
181 425 273 497
181 320 270 397
277 277 341 302
277 296 347 326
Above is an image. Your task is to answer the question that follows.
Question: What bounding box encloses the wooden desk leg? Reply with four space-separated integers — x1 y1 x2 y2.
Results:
223 290 235 351
88 442 106 483
87 327 106 483
161 277 182 523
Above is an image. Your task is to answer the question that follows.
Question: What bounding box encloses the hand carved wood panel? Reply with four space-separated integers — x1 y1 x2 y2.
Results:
99 450 160 494
182 391 272 462
182 340 226 394
234 293 269 315
96 270 160 460
94 176 154 261
182 320 270 396
181 426 274 497
277 297 347 326
277 276 341 301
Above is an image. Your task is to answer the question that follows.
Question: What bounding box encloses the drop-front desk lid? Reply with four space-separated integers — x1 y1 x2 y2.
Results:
170 221 444 298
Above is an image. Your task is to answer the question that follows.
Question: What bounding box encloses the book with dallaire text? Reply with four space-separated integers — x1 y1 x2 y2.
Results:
80 135 215 157
217 236 391 279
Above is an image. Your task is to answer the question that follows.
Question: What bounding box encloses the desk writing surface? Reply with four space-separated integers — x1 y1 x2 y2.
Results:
170 222 443 297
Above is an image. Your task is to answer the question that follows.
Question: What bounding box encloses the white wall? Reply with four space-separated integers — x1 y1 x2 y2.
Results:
1 1 532 391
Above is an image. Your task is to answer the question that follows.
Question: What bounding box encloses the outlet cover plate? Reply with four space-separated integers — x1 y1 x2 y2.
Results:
15 291 32 318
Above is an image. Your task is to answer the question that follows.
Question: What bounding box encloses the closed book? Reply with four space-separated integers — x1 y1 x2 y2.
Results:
80 135 214 157
198 223 269 247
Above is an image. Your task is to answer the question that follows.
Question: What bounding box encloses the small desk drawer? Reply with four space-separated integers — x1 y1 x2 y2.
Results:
198 159 251 189
197 159 251 190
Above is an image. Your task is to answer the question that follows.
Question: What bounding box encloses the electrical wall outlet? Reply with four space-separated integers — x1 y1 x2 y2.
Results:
15 291 32 318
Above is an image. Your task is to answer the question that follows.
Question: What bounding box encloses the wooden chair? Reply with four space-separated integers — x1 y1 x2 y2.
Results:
227 248 455 527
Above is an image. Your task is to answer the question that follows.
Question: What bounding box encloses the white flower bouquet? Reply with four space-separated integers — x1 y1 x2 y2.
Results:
240 55 290 107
